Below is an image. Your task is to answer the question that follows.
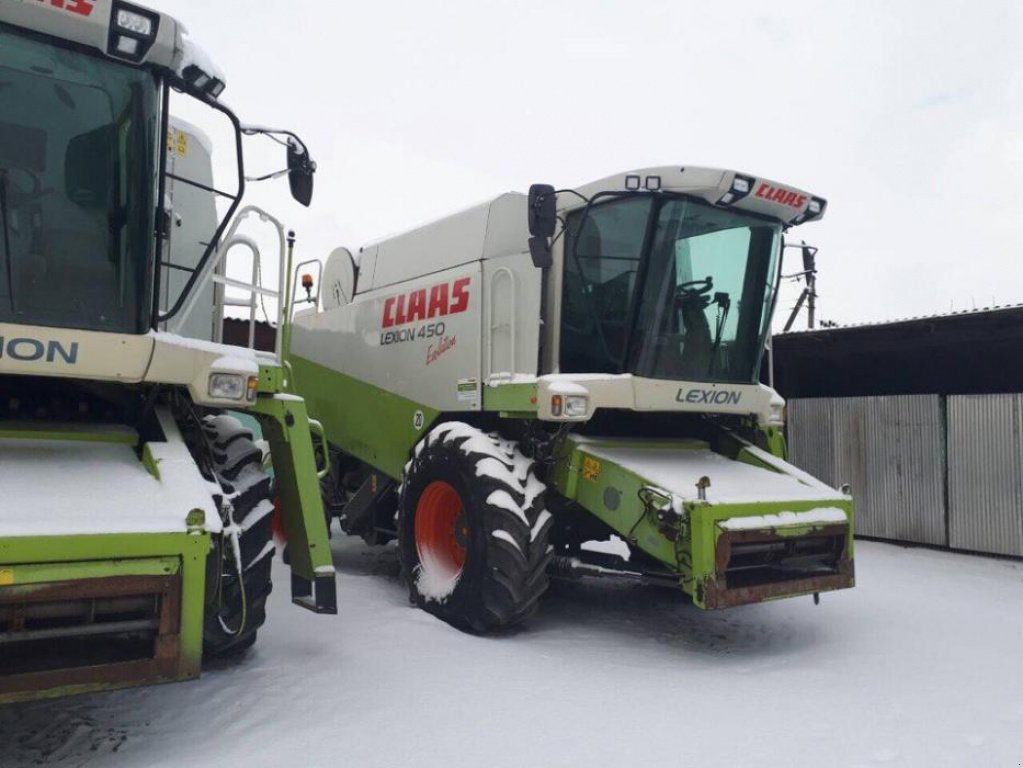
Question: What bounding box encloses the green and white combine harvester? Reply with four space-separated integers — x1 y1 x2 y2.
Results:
293 168 855 631
0 0 335 703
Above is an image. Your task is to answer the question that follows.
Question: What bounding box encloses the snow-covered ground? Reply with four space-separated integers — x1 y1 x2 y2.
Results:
2 539 1021 768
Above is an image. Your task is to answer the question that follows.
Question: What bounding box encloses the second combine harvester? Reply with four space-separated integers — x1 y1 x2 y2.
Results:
292 167 855 632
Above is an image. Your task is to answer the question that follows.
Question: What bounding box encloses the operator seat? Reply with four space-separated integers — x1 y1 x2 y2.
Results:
678 293 713 377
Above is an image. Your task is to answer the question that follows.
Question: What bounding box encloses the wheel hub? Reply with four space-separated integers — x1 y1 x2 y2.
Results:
415 480 467 580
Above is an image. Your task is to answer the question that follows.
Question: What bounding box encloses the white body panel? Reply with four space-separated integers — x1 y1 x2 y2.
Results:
0 322 153 381
0 320 264 408
359 194 528 291
482 253 541 380
534 374 781 422
294 262 485 411
297 166 824 421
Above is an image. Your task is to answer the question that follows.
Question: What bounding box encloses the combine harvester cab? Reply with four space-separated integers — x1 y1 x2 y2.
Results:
292 166 853 631
0 0 334 703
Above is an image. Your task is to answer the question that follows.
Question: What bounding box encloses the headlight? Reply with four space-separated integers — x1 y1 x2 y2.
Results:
564 395 589 418
108 2 160 63
116 9 154 35
209 373 245 400
768 402 785 426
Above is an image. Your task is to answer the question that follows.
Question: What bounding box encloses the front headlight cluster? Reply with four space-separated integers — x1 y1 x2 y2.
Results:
209 373 259 402
550 394 589 419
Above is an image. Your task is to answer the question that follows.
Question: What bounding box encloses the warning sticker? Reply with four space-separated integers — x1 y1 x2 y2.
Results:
0 569 13 586
166 129 189 158
457 378 479 406
582 457 601 481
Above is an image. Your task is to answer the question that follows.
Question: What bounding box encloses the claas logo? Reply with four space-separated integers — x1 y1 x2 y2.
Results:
382 277 471 329
35 0 95 16
754 182 807 209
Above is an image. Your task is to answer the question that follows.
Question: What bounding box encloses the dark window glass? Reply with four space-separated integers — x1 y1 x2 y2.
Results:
559 195 780 384
560 197 652 373
0 27 157 333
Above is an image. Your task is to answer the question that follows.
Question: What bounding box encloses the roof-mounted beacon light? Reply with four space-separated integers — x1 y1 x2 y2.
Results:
107 1 160 63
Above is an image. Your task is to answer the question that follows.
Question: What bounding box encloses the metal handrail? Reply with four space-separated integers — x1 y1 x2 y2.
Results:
168 205 288 362
488 267 517 375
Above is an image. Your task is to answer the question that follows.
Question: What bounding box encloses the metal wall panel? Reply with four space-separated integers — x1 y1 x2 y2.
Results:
787 399 835 485
860 396 946 545
947 395 1023 556
788 395 947 546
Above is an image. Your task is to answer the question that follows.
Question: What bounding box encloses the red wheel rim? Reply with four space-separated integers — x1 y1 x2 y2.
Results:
415 480 467 580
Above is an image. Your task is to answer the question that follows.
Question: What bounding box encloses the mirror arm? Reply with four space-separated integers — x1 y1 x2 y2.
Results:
246 168 290 183
239 125 310 155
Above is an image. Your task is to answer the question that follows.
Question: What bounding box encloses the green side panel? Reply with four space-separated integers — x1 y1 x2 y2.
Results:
0 532 208 703
256 363 286 393
141 442 161 479
548 435 854 607
3 556 180 585
757 425 788 459
548 438 697 569
289 354 440 480
250 395 334 580
483 382 539 415
0 422 138 444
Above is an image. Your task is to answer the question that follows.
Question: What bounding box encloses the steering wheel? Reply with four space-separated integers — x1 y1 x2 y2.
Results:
675 276 714 300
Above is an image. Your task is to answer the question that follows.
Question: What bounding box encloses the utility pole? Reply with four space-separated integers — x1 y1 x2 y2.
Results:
782 241 818 332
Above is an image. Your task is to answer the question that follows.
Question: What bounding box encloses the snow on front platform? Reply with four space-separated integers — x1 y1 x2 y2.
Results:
578 438 843 504
0 439 217 537
719 507 848 531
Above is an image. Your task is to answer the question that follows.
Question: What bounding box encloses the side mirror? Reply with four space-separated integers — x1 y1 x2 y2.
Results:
287 138 315 207
527 183 556 238
65 125 117 209
322 246 357 310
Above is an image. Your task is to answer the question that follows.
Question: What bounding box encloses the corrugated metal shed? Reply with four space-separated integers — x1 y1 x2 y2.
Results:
770 305 1023 399
947 395 1023 557
789 396 947 546
776 306 1023 557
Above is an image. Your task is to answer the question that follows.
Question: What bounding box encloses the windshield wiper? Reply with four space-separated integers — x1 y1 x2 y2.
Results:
0 170 13 312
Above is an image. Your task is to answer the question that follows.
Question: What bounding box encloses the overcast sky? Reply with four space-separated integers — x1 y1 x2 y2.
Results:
159 0 1023 328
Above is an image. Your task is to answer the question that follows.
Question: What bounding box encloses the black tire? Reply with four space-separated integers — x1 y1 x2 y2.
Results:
398 422 553 633
199 414 275 657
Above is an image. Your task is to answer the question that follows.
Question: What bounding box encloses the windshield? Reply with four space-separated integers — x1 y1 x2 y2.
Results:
0 26 158 334
560 195 781 384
